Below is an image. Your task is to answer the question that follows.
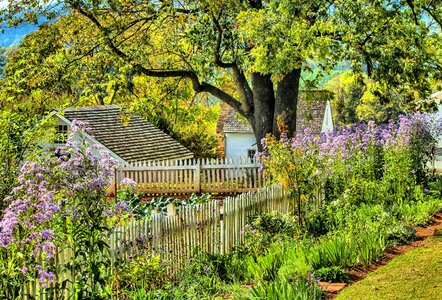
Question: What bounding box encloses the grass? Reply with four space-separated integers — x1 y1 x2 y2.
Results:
337 235 442 300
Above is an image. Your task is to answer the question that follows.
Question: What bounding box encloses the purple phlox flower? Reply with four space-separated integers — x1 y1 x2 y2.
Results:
120 178 137 193
26 232 40 242
0 210 19 247
21 266 28 275
115 201 129 212
40 229 54 240
37 268 56 288
70 120 93 134
203 266 210 272
33 241 56 259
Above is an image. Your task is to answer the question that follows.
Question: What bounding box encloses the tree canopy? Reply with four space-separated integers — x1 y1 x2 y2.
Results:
1 0 441 147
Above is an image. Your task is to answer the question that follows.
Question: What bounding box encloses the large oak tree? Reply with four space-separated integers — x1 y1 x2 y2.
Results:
1 0 441 148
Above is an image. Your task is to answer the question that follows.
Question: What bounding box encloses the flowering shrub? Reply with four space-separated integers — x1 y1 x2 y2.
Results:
0 120 118 298
259 113 442 214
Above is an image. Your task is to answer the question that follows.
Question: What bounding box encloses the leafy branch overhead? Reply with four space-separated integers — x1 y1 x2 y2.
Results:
1 0 441 146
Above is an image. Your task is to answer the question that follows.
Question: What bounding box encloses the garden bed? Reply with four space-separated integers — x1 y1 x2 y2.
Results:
323 212 442 298
336 231 442 299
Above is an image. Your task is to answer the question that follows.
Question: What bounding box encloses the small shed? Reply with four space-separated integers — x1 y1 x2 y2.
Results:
50 105 194 164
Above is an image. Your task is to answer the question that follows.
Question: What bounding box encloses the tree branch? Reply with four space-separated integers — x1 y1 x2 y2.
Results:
65 43 102 68
423 6 442 29
213 17 235 68
406 0 420 26
73 3 243 113
200 82 244 115
232 65 253 112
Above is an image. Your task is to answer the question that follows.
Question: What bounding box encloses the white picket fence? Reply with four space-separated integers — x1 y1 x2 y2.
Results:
20 185 317 299
110 185 293 261
111 157 265 195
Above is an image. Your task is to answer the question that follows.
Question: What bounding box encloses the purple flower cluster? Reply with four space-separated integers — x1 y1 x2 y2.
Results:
0 161 59 250
36 265 56 288
120 178 137 193
0 120 119 286
259 113 442 183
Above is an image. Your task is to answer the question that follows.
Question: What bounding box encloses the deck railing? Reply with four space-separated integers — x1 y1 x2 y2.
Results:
111 157 265 195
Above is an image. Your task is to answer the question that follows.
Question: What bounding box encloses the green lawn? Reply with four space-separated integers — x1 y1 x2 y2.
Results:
337 234 442 300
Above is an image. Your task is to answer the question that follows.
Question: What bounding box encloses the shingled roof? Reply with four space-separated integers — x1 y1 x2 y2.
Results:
61 105 194 162
220 94 330 134
296 98 328 134
223 109 254 132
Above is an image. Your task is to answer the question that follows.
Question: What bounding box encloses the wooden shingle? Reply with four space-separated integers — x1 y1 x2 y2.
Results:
63 105 194 162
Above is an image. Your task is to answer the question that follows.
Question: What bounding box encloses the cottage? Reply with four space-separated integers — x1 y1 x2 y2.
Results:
217 95 334 159
50 105 194 164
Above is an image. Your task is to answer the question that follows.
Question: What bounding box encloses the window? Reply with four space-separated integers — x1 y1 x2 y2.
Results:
247 149 257 160
55 124 69 143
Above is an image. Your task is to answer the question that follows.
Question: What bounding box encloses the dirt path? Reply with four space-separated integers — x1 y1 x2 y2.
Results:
320 212 442 298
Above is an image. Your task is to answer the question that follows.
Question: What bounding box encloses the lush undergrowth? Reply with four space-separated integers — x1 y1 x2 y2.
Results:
113 194 441 299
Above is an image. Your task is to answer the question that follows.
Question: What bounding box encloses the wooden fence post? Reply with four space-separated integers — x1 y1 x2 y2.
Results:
109 167 117 196
195 159 201 194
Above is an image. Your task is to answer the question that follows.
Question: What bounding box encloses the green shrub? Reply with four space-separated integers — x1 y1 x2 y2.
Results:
385 224 416 245
354 227 387 268
392 199 442 226
428 175 442 198
317 234 350 268
315 266 349 283
248 279 322 300
112 253 168 297
246 248 284 282
202 252 248 284
248 212 300 237
243 212 301 257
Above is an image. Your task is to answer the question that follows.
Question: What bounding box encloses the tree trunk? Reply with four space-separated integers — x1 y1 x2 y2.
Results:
250 73 275 151
246 70 301 151
273 68 301 138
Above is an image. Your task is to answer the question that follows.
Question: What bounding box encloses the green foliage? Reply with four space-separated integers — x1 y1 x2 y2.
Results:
0 110 53 212
248 212 300 238
246 249 284 282
315 266 349 283
385 224 417 246
428 175 442 198
392 199 442 226
112 253 168 297
0 47 7 79
0 15 220 158
325 71 426 126
249 279 322 300
241 212 300 258
149 194 213 213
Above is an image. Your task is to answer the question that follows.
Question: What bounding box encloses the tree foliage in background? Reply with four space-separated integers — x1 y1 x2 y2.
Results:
1 0 440 149
0 14 219 158
0 110 53 213
326 71 408 125
0 47 7 79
